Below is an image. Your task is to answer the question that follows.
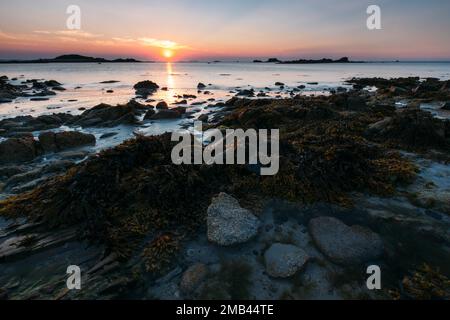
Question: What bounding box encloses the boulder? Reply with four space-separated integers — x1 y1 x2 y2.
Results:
180 263 208 294
156 101 169 110
207 193 260 246
264 243 309 278
134 80 159 97
197 83 207 89
308 217 384 265
149 109 182 120
38 131 96 153
0 136 38 165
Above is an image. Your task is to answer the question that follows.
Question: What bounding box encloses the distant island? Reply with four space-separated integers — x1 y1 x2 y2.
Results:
0 54 144 64
253 57 365 64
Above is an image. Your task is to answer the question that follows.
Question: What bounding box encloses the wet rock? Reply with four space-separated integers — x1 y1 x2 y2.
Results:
236 89 255 97
156 101 169 110
207 193 260 246
0 136 38 165
53 86 66 91
149 109 182 120
275 82 285 86
0 229 77 262
197 83 207 89
44 80 62 87
0 98 12 104
144 109 156 120
134 80 159 97
441 102 450 110
198 114 209 122
59 150 89 160
99 132 118 139
390 86 409 95
70 102 140 127
309 217 384 265
38 131 96 153
264 243 309 278
180 263 208 294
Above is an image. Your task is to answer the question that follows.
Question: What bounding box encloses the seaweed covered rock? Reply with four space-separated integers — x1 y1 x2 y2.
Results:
366 108 450 152
309 217 384 265
0 134 229 256
207 193 260 246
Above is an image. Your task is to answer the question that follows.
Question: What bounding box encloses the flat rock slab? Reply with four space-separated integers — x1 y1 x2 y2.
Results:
0 228 77 262
264 243 309 278
207 193 260 246
309 217 384 265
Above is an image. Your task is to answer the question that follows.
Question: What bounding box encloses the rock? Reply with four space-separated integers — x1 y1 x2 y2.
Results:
264 243 309 278
390 86 409 95
0 98 12 104
156 101 168 109
236 89 255 97
106 90 114 93
198 114 209 122
441 102 450 110
144 109 156 120
99 132 118 139
71 102 139 127
134 80 159 97
38 131 96 153
180 263 208 294
367 117 393 133
307 82 319 85
59 150 89 160
173 99 188 105
308 217 384 265
30 97 49 101
207 193 260 246
197 83 207 89
53 86 66 91
275 82 285 86
149 109 182 120
0 136 38 165
347 96 367 110
44 80 62 87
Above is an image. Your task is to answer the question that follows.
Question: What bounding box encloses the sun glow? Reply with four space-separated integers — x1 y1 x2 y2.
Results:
162 49 174 59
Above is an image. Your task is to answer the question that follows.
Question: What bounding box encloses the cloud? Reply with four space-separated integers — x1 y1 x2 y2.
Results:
33 30 103 38
0 30 18 40
137 38 188 50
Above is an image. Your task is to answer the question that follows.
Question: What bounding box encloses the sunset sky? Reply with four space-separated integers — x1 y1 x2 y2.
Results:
1 0 450 61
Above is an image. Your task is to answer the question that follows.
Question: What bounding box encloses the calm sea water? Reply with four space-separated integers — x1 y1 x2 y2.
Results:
1 62 450 119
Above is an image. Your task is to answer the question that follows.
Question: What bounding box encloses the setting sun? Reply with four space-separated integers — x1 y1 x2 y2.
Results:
162 49 174 59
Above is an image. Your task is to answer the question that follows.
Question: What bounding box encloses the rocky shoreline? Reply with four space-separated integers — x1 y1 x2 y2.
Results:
0 75 449 300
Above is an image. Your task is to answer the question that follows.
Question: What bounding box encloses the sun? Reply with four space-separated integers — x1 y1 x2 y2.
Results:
162 49 174 59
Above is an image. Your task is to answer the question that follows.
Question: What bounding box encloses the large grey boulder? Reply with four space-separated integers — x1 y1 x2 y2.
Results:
207 193 260 246
264 243 309 278
309 217 384 265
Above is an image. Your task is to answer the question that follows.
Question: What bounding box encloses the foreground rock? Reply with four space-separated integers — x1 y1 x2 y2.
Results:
264 243 309 278
0 136 38 165
309 217 384 265
207 193 260 246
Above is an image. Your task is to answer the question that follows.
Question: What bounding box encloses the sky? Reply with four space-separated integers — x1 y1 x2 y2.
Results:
1 0 450 61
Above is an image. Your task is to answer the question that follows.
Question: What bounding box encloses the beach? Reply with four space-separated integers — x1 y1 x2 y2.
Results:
0 63 450 300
